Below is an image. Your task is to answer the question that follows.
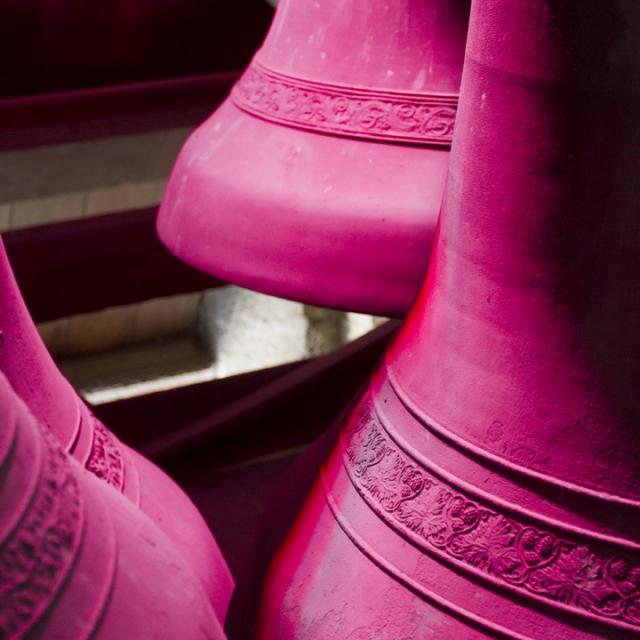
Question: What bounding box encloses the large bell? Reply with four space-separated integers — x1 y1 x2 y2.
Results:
0 371 225 640
157 0 470 316
255 0 640 637
0 237 233 620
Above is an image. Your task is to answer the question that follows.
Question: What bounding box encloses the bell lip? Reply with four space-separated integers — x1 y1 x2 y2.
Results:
157 101 449 317
157 227 421 318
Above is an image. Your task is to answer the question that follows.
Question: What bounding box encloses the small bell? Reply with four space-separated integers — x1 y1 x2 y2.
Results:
0 237 233 620
256 0 640 637
158 0 470 316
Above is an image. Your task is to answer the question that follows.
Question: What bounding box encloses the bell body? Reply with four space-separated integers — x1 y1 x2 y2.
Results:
257 0 640 638
158 0 469 316
0 373 225 640
0 238 233 620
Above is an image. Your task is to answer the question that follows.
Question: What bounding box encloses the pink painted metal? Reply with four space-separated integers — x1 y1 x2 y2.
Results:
0 371 225 640
256 0 640 637
0 237 233 621
157 0 470 316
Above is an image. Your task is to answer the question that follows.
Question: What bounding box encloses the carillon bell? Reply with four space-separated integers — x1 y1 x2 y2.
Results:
0 372 225 640
0 237 233 621
256 0 640 637
157 0 470 316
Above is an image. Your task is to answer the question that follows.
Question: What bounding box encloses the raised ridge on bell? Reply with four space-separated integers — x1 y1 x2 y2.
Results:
0 372 225 640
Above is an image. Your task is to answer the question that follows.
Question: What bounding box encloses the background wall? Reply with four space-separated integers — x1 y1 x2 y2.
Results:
0 128 383 403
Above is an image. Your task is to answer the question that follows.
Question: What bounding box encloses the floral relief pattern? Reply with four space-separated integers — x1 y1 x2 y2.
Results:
0 428 82 638
342 401 640 629
86 417 124 491
232 63 457 146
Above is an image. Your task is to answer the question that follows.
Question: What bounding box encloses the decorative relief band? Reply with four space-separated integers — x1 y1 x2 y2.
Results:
342 400 640 630
231 61 458 146
0 428 83 638
86 417 124 491
323 485 533 640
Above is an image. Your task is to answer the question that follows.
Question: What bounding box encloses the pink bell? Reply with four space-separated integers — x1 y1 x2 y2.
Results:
157 0 469 316
0 371 225 640
0 237 233 620
256 0 640 637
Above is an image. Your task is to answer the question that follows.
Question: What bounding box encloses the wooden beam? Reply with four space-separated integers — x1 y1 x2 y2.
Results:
93 359 306 450
4 207 224 322
138 321 399 465
0 71 238 151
